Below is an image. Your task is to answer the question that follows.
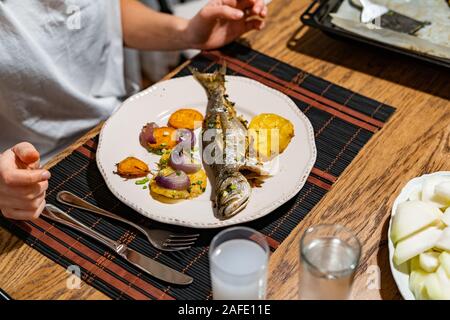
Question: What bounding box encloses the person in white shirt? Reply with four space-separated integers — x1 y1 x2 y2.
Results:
0 0 267 220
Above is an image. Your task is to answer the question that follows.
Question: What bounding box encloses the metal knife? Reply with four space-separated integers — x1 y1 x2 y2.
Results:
0 288 12 300
42 204 193 286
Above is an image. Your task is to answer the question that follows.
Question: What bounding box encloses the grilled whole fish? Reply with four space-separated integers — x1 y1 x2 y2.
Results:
190 65 252 219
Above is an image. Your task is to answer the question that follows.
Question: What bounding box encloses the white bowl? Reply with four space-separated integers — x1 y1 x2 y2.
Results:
388 171 450 300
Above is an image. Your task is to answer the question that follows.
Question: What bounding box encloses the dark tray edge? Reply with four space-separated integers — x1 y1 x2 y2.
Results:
300 0 450 70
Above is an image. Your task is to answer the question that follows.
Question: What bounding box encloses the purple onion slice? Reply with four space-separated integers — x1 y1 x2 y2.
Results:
139 122 158 147
155 171 190 190
176 129 196 148
169 149 201 174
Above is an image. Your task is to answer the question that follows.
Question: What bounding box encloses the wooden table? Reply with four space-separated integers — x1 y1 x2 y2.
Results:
0 0 449 300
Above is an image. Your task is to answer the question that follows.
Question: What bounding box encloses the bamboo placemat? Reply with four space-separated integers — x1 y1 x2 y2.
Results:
0 43 396 300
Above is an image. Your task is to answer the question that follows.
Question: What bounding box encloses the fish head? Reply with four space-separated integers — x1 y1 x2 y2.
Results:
215 171 251 219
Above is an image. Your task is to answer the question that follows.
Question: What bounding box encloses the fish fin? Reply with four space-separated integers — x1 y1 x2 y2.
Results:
190 64 226 95
219 62 227 76
241 163 271 176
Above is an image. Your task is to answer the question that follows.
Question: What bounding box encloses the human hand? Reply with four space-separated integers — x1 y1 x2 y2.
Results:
0 142 50 220
185 0 267 50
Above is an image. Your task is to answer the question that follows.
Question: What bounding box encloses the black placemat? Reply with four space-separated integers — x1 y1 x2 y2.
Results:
0 43 396 300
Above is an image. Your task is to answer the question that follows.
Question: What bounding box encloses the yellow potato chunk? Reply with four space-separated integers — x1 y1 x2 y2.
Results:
248 113 294 161
150 181 190 200
188 169 207 199
158 150 171 169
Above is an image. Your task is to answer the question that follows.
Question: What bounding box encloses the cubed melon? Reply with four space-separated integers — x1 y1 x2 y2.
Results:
435 181 450 203
409 256 430 300
435 227 450 252
424 272 450 300
394 227 442 266
422 177 450 209
419 251 440 272
439 252 450 278
391 201 441 244
441 208 450 227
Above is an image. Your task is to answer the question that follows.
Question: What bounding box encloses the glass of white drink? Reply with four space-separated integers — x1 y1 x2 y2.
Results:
299 224 361 300
209 226 269 300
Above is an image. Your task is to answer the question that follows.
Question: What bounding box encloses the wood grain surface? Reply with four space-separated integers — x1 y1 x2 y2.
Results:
0 0 449 300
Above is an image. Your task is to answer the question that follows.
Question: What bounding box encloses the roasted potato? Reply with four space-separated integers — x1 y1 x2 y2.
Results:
115 157 149 179
168 109 204 130
158 150 171 169
188 169 208 198
148 127 178 151
248 113 294 161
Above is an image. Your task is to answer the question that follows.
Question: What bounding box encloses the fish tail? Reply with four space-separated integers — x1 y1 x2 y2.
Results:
189 64 226 95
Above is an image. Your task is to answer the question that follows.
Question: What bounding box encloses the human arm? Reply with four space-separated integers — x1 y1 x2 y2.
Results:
120 0 267 51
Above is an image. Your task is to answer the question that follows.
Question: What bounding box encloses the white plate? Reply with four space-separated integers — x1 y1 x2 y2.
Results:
388 171 450 300
97 76 316 228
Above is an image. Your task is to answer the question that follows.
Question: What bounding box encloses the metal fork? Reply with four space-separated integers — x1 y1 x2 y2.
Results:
56 191 199 252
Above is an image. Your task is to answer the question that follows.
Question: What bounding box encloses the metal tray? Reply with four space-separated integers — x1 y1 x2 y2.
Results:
300 0 450 69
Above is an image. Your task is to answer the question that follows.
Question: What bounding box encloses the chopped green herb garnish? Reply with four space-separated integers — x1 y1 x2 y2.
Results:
176 171 181 176
207 119 217 129
229 184 237 190
142 185 148 189
147 147 163 155
159 159 168 168
135 177 149 185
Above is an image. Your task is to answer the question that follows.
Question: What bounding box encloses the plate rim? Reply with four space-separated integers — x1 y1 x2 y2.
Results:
96 75 317 229
388 171 450 300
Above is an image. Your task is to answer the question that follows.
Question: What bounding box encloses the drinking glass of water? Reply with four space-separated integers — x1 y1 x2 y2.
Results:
209 226 269 300
299 224 361 300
